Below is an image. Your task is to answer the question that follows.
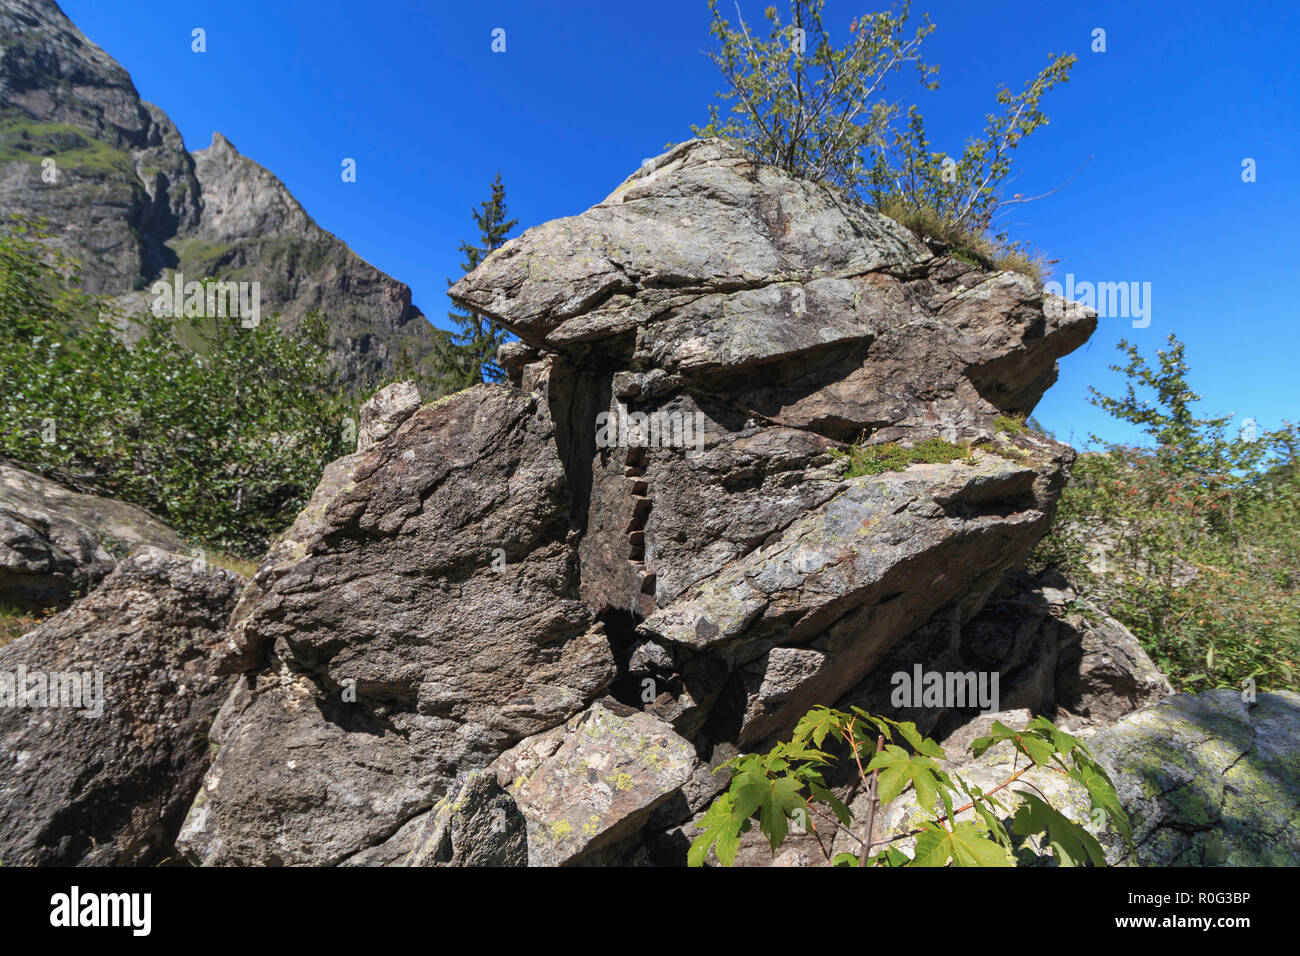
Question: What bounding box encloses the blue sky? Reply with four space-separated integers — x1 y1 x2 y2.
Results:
60 0 1299 448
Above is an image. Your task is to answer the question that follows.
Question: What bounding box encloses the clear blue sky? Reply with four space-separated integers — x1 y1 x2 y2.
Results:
59 0 1299 448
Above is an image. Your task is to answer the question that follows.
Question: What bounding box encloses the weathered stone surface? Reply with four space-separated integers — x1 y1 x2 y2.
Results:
490 698 696 866
0 462 187 609
342 769 527 867
0 547 242 865
1092 689 1300 866
356 380 421 452
177 385 617 865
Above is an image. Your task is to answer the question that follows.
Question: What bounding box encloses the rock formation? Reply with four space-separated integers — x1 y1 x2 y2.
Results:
175 138 1105 866
0 460 187 609
0 548 243 865
0 0 438 386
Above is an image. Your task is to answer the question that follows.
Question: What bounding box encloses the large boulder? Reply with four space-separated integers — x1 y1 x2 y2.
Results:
0 462 188 609
450 138 1095 444
0 547 243 865
178 142 1095 865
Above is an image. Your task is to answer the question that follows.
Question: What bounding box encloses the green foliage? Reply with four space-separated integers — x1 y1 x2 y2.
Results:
1032 334 1300 691
869 53 1076 238
0 220 356 557
690 0 1074 276
994 414 1029 435
689 706 1130 867
830 435 973 477
691 0 937 196
435 173 518 390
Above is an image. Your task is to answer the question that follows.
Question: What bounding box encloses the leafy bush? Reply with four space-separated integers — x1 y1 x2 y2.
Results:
690 0 1074 274
0 220 356 557
1032 334 1300 691
691 705 1129 867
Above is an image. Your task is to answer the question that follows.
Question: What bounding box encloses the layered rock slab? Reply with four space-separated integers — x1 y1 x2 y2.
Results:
451 138 1096 443
0 548 242 865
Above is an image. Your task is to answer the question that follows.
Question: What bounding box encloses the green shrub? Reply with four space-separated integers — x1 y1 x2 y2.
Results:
689 0 1073 281
1032 334 1300 691
0 220 359 557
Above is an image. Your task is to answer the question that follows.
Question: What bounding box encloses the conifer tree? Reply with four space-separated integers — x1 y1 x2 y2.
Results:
437 173 518 388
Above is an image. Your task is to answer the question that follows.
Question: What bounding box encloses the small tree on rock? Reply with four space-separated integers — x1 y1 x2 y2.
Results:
437 173 518 388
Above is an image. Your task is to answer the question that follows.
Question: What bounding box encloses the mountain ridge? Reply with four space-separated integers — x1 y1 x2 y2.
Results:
0 0 439 387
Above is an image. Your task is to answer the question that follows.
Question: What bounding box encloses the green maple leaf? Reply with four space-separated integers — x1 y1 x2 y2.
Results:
868 744 943 809
689 793 746 867
911 820 1011 867
760 776 806 851
1011 791 1106 866
793 706 845 748
1068 756 1132 843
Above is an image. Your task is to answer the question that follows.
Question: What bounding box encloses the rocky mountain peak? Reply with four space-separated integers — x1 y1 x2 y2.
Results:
0 0 438 386
190 130 319 243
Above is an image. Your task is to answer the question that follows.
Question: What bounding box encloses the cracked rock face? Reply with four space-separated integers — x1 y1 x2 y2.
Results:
1094 689 1300 866
0 547 243 865
177 141 1097 865
177 385 618 866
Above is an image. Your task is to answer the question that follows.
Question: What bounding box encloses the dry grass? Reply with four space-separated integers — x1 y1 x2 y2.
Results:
206 551 259 578
0 604 44 649
878 199 1047 285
